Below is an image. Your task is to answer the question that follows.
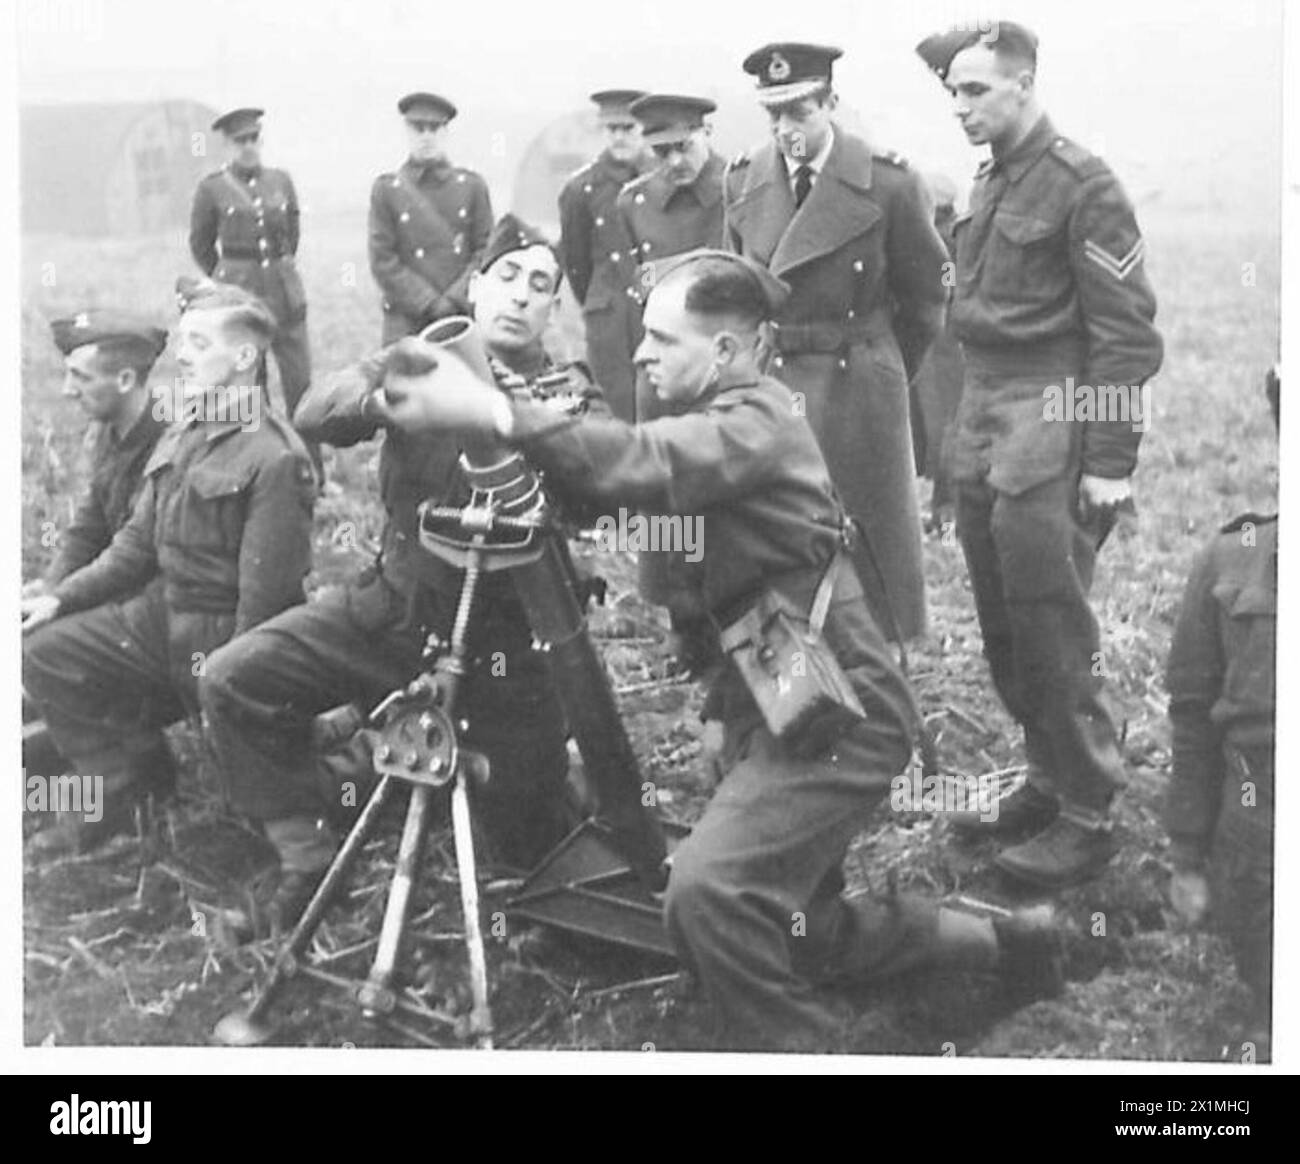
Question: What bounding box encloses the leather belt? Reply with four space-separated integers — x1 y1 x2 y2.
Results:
771 312 889 355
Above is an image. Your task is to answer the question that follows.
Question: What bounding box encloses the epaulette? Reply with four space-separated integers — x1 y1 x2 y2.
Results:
1220 511 1277 534
872 148 909 169
1048 135 1108 179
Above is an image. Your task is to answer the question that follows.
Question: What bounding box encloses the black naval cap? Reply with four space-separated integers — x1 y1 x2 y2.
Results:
50 309 168 360
590 89 647 125
628 94 717 147
478 214 563 283
653 248 790 319
397 92 457 123
915 21 1039 82
742 42 843 106
212 107 264 136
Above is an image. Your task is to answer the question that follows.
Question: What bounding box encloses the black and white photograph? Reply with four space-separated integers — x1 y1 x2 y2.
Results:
6 0 1292 1083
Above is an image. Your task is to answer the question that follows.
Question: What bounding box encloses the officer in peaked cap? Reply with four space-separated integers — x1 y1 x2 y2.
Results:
616 94 730 638
914 20 1163 887
24 311 170 598
368 91 494 345
190 106 319 477
558 89 653 421
618 95 727 299
723 41 948 645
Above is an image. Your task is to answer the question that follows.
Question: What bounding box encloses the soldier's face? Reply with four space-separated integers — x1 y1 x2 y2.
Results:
652 129 710 186
175 310 260 394
767 96 834 164
225 129 262 169
603 120 642 163
945 46 1032 148
62 346 132 422
406 118 448 163
635 279 717 406
469 245 561 353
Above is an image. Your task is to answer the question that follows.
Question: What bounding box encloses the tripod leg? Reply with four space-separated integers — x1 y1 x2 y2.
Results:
213 774 395 1045
359 782 431 1018
451 768 493 1047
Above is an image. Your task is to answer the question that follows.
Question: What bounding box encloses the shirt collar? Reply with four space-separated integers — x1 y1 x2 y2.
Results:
230 161 263 181
787 125 835 190
404 156 452 182
994 114 1056 184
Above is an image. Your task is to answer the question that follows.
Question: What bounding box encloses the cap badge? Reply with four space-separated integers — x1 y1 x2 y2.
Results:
75 313 90 329
768 51 791 82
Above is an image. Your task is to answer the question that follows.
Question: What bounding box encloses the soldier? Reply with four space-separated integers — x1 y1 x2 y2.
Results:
618 94 727 299
21 283 316 858
199 217 597 934
916 22 1163 886
375 249 1064 1052
558 89 653 421
369 92 494 344
190 107 318 478
910 172 968 533
618 93 728 632
1164 366 1278 1055
24 311 169 596
724 43 948 642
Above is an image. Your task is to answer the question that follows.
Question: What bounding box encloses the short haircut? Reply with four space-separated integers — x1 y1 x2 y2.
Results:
90 336 162 383
673 257 770 331
983 21 1038 74
184 284 278 346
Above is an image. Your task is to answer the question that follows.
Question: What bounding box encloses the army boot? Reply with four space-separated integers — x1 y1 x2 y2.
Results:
993 904 1064 1005
994 814 1117 888
236 816 338 940
950 729 1059 838
949 779 1059 839
25 745 176 860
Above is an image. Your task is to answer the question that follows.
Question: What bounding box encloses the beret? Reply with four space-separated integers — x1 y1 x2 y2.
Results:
50 309 167 359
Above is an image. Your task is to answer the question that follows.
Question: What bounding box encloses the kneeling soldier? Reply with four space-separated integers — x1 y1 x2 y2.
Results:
373 248 1063 1051
1164 366 1278 1056
22 283 316 858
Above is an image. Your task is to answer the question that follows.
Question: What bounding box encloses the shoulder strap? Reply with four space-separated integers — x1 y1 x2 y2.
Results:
809 554 840 637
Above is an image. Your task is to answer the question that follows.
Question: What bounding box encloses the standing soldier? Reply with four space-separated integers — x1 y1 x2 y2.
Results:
190 107 317 476
558 89 652 421
723 44 947 642
619 94 727 299
369 92 494 344
24 312 169 596
916 22 1163 886
22 283 316 859
618 94 729 631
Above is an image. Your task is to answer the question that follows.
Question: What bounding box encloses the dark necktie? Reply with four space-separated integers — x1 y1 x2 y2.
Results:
794 164 814 208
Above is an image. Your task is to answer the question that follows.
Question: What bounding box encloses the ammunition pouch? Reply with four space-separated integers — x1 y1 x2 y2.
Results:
718 555 867 759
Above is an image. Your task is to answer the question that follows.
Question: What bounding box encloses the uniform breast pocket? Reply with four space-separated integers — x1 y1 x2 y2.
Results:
1215 582 1277 712
987 211 1065 300
172 466 253 550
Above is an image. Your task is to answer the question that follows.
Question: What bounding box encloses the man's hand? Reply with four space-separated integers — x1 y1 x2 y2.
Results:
21 578 49 600
1169 869 1210 926
369 340 501 433
1077 474 1134 524
22 594 62 634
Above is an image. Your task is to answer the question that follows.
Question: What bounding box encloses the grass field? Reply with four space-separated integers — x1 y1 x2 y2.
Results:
19 207 1279 1057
